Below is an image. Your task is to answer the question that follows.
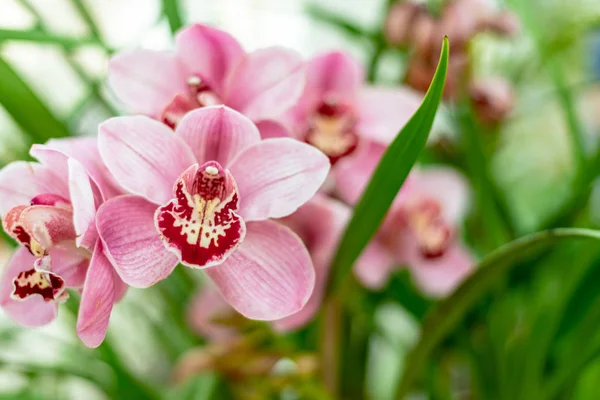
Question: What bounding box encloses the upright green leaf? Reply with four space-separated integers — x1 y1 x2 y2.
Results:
394 228 600 398
325 37 449 296
0 58 70 143
163 0 184 34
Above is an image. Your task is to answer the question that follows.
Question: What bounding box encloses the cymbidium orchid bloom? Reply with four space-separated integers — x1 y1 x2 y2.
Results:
337 144 474 296
187 195 350 338
284 51 422 191
97 106 329 320
0 138 126 347
108 23 304 137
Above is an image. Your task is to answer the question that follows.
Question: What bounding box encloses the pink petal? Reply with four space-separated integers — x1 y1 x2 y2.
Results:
155 163 246 269
0 161 68 216
229 138 330 221
49 245 89 288
225 47 305 121
68 158 101 250
354 241 397 290
43 137 122 199
98 116 196 204
254 120 291 139
356 86 423 144
334 141 386 205
205 220 315 320
410 244 475 297
187 287 241 342
108 49 187 116
305 51 364 101
274 195 350 331
0 248 58 327
410 167 471 224
76 242 116 348
19 205 76 250
175 106 261 166
175 24 245 94
97 195 178 288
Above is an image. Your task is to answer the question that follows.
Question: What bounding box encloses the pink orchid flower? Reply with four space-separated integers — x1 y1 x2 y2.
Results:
108 24 304 137
336 143 474 296
97 105 329 320
285 51 422 187
0 138 126 347
187 195 350 338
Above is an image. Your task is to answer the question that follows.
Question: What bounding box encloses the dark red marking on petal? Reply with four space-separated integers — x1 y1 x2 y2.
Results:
161 94 198 129
155 162 246 268
304 99 359 166
11 268 66 302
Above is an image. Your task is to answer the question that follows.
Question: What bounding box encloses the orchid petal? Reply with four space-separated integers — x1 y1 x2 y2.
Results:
305 51 364 100
255 120 291 139
175 24 245 93
0 162 68 216
334 141 385 205
0 248 58 327
354 241 397 290
225 47 305 121
68 158 101 250
356 86 423 144
99 116 196 205
108 49 187 116
76 242 116 348
49 245 89 288
410 244 475 297
274 196 350 331
205 220 315 320
43 137 122 199
175 106 261 166
19 205 76 251
97 195 178 288
229 138 330 221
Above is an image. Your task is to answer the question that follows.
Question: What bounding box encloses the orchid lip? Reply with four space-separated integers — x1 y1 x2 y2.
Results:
11 267 68 303
155 162 246 269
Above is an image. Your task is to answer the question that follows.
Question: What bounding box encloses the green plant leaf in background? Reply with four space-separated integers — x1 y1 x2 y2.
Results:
0 57 70 145
395 227 600 398
325 37 449 296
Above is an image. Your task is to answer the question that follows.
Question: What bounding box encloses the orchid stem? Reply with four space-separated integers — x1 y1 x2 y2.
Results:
321 298 341 397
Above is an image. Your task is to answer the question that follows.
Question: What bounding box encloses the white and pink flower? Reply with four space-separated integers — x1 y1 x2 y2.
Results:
0 138 126 347
97 106 330 320
108 24 304 136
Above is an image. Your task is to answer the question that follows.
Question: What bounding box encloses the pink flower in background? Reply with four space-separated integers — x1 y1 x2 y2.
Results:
187 195 350 337
97 106 329 320
0 138 126 347
108 24 304 137
285 51 422 186
337 144 474 296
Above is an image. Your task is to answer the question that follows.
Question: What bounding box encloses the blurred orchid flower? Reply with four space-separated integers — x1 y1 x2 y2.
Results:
187 195 350 337
108 24 304 137
0 138 126 347
97 106 329 320
337 144 474 296
284 51 422 193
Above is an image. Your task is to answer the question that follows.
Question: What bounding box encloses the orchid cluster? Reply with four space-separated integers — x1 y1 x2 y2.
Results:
0 23 473 352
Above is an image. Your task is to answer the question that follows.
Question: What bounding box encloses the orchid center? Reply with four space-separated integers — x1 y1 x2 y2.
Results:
406 199 453 259
155 162 246 268
161 75 224 128
304 99 359 165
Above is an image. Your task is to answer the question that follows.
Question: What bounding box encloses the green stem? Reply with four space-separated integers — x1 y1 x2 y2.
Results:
162 0 184 34
321 298 341 398
70 0 112 53
0 28 99 47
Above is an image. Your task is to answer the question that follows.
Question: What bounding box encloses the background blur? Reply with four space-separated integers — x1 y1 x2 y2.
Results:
1 0 600 399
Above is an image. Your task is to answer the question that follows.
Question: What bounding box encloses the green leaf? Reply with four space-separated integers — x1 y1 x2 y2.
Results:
0 58 71 143
162 0 184 34
325 37 449 296
394 228 600 398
